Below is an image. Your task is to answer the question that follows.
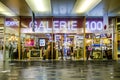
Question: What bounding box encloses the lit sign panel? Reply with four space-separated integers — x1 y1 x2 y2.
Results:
39 39 45 46
20 17 103 33
86 21 103 31
5 21 19 27
86 18 103 32
29 21 77 30
29 21 103 31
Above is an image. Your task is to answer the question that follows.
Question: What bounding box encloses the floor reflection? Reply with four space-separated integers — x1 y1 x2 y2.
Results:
0 61 120 80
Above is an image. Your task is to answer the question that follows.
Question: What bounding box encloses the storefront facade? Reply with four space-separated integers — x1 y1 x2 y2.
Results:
2 16 119 61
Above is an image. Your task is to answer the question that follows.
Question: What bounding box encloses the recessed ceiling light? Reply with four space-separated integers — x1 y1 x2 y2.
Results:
73 0 102 14
25 0 51 13
0 2 16 16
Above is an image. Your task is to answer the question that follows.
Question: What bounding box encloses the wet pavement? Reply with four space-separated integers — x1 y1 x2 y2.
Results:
0 60 120 80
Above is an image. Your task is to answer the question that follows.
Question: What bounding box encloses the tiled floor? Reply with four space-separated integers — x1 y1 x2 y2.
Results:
0 60 120 80
0 50 120 80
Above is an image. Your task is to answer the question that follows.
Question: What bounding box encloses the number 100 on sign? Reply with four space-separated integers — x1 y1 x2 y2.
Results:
86 21 103 31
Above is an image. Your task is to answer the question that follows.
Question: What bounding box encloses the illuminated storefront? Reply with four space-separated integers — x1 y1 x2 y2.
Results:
20 17 84 60
3 17 118 61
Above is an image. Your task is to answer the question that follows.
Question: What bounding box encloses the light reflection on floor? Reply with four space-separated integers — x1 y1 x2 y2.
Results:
0 50 120 80
0 60 120 80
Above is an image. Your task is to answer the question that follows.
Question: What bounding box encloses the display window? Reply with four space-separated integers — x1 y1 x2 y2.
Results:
3 17 116 61
4 17 19 60
85 17 114 60
20 17 84 60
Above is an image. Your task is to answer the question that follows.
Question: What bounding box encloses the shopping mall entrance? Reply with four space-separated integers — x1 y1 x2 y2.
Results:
3 17 117 61
19 17 85 60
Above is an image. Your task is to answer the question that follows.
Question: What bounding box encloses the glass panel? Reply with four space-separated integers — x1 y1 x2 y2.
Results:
5 17 19 60
20 17 53 60
86 17 103 60
0 17 4 61
53 18 84 60
117 18 120 58
20 17 85 60
85 17 113 60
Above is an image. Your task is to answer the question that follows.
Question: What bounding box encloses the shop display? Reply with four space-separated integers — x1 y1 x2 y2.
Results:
75 35 83 48
25 38 34 47
30 50 40 57
55 35 61 42
85 32 113 60
39 39 45 46
3 17 117 60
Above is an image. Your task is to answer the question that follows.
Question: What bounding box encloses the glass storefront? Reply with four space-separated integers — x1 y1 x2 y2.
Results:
20 17 84 60
2 16 118 61
4 17 19 60
0 17 4 50
117 18 120 58
85 17 114 60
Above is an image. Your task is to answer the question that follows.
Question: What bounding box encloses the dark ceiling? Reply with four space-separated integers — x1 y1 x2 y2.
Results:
0 0 120 16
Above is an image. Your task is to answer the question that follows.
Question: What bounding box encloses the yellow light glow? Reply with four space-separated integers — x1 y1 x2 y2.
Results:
25 0 51 12
0 8 6 12
74 0 102 14
103 39 110 44
0 12 15 16
86 39 92 44
0 2 9 12
0 2 16 16
8 35 18 41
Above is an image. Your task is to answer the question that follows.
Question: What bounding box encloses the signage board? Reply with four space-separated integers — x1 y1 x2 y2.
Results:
31 50 40 57
20 17 103 33
40 39 45 46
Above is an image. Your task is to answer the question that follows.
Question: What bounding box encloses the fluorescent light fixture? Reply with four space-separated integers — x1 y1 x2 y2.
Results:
73 0 102 14
0 2 16 16
25 0 51 13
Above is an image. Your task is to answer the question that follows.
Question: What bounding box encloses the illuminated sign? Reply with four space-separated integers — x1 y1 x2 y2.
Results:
5 21 19 27
5 18 103 32
86 21 103 31
29 21 77 30
40 39 45 46
28 20 103 31
53 21 77 30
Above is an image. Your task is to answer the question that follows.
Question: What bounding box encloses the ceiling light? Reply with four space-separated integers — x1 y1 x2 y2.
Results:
73 0 102 14
0 2 16 16
25 0 51 13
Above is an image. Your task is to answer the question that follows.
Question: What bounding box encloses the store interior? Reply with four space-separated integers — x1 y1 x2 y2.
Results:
3 17 116 60
19 33 84 60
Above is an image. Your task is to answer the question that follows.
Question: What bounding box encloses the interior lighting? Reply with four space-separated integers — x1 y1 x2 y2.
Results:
0 2 16 16
86 39 92 43
25 0 51 13
73 0 102 14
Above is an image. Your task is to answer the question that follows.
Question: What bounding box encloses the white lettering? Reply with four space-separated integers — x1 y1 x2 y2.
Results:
29 21 37 29
46 21 50 30
28 20 79 30
91 21 96 30
60 21 66 30
27 20 102 31
53 21 59 30
71 21 77 30
5 21 19 26
86 21 89 30
39 21 45 29
86 21 103 31
67 21 71 30
5 21 10 26
97 21 103 30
